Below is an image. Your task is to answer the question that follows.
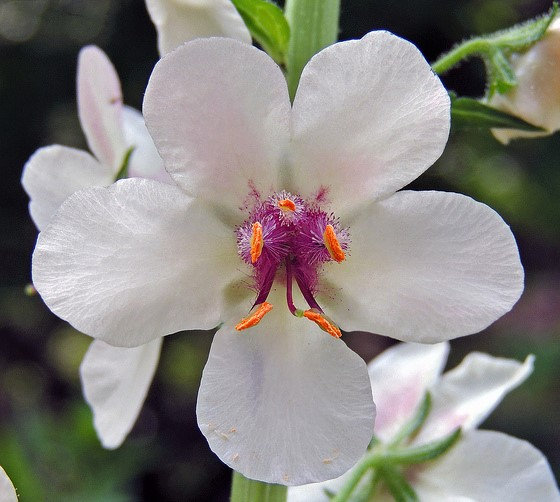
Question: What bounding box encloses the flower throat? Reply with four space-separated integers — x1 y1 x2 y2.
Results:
235 190 349 337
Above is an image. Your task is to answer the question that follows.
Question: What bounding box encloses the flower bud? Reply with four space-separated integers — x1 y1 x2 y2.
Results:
490 17 560 143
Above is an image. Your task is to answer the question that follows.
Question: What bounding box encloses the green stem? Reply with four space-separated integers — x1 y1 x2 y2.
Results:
284 0 340 101
431 38 490 75
230 471 287 502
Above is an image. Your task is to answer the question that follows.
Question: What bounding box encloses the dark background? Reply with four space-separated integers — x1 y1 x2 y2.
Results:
1 0 558 500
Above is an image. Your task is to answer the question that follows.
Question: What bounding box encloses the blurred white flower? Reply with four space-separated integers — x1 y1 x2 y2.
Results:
33 32 523 484
289 343 560 501
490 17 560 143
145 0 251 56
0 466 17 502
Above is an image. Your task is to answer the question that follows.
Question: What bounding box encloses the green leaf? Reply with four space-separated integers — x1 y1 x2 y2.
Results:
450 94 546 131
231 0 290 65
284 0 340 100
230 471 287 502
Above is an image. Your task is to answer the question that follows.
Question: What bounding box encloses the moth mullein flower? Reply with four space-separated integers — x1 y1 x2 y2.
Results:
490 17 560 143
32 32 523 484
289 343 560 501
0 466 17 502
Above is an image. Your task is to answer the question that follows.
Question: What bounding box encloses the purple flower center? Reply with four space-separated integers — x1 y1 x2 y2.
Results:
235 191 349 336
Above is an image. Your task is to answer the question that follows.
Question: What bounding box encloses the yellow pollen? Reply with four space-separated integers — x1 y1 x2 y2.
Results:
323 224 345 263
250 222 264 263
235 302 273 331
303 309 342 338
278 199 296 212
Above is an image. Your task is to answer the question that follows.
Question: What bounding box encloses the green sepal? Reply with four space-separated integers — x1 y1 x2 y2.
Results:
432 2 558 92
382 427 462 465
114 146 135 181
485 48 517 95
231 0 290 65
389 392 431 447
450 93 546 131
484 1 558 52
230 471 287 502
377 465 419 502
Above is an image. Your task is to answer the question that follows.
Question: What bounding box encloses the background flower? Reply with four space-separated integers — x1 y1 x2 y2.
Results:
289 343 560 501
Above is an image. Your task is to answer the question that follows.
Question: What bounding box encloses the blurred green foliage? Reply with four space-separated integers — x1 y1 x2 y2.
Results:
1 0 559 500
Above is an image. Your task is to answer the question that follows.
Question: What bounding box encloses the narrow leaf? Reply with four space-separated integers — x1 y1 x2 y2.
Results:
231 0 290 64
383 427 462 465
378 465 419 502
450 94 545 131
114 146 135 181
230 471 287 502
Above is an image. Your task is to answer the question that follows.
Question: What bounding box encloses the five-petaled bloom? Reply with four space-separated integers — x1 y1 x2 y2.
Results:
32 32 524 484
289 343 560 500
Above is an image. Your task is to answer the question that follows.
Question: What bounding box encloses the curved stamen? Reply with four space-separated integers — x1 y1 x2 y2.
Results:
236 302 273 331
293 266 323 312
303 309 342 338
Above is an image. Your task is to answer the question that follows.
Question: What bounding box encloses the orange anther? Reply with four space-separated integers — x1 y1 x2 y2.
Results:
235 302 273 331
278 199 296 212
323 224 345 263
303 309 342 338
250 222 264 263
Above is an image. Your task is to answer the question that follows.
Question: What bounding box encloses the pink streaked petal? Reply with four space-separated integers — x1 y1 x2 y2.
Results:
143 38 291 217
415 352 534 444
197 288 375 485
291 31 450 216
77 45 127 171
367 342 449 442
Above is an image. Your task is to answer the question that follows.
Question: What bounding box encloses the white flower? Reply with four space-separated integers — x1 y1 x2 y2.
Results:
289 343 560 501
490 17 560 143
32 32 523 484
145 0 251 56
0 466 17 502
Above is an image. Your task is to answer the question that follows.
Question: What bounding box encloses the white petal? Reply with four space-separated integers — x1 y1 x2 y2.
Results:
320 190 524 343
77 45 127 171
414 430 560 501
121 106 172 184
415 352 534 444
32 178 241 347
291 31 450 215
368 342 449 442
0 466 17 502
145 0 251 56
80 338 162 449
196 291 375 485
143 38 291 215
21 145 113 230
